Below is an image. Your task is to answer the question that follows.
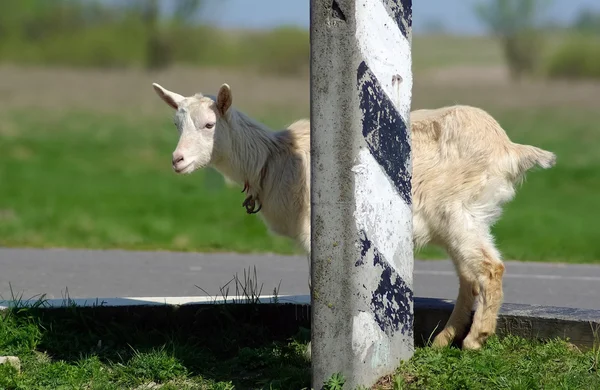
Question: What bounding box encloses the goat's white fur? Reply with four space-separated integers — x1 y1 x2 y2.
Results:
152 82 556 351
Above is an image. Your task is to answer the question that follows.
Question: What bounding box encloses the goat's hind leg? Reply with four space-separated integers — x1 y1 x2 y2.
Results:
432 231 505 350
432 273 478 348
462 245 505 350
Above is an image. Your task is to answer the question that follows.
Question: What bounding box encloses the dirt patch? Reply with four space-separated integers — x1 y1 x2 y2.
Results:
414 65 600 111
421 64 511 85
1 64 599 117
0 65 310 117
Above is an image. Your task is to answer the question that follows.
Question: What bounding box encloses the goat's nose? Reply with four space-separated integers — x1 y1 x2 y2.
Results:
172 154 184 166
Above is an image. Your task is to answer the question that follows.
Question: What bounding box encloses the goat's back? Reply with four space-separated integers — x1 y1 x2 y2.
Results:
411 105 511 167
411 105 555 182
410 105 555 247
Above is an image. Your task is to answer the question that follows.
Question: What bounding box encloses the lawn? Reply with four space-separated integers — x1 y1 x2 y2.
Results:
0 299 312 389
389 335 600 390
0 109 300 255
0 300 598 390
0 104 599 262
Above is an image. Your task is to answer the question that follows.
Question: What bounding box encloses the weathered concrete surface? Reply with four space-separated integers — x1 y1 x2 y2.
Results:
310 0 414 387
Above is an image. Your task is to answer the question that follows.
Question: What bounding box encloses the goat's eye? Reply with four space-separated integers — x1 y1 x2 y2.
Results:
205 123 215 129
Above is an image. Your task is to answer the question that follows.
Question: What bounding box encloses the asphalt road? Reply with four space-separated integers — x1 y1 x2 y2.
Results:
1 247 599 309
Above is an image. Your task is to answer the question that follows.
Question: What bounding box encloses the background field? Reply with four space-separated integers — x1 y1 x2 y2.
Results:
2 61 599 263
1 1 599 264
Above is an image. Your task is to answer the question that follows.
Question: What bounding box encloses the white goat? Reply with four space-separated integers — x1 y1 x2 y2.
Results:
152 82 556 350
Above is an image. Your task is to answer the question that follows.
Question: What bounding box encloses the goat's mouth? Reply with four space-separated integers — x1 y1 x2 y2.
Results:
173 162 195 174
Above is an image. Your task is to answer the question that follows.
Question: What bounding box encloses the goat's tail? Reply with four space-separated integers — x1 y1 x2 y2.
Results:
508 143 556 178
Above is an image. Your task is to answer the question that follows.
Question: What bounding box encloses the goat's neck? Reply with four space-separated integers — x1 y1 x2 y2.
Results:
211 109 276 191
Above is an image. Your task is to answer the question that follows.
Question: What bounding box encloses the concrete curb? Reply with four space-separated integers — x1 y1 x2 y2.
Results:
415 297 600 349
2 295 599 349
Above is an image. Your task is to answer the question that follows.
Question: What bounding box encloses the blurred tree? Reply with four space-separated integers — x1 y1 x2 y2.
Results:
0 0 117 41
0 0 78 41
573 9 600 34
0 0 230 70
131 0 206 70
140 0 169 70
473 0 552 81
0 0 122 65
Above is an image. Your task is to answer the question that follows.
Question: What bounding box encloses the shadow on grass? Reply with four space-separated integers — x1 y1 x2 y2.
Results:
2 302 312 389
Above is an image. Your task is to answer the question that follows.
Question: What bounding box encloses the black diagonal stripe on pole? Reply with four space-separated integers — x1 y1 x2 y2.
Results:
379 0 412 39
357 60 412 206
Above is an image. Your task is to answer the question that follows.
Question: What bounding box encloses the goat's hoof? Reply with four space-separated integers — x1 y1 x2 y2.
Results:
431 332 453 348
462 336 483 350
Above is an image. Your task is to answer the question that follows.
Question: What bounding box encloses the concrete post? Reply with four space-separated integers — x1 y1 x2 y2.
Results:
310 0 414 388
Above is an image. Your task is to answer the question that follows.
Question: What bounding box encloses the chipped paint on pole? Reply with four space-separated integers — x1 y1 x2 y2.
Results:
310 0 414 388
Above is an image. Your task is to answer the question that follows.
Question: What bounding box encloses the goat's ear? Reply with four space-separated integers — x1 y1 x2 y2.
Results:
217 83 232 116
152 83 185 110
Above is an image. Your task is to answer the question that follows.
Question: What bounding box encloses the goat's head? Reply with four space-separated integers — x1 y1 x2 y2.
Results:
152 82 233 174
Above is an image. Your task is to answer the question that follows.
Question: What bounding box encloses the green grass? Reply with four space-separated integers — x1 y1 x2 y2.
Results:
0 299 312 389
0 301 598 390
0 109 300 255
389 335 600 390
1 106 599 262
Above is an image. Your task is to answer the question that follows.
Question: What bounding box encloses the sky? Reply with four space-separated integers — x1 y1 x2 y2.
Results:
190 0 600 35
97 0 600 35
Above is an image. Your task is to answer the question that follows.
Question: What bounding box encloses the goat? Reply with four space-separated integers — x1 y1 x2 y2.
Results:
152 82 556 350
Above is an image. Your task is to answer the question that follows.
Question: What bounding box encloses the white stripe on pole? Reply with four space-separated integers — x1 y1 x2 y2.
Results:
310 0 414 388
352 148 412 282
355 0 413 121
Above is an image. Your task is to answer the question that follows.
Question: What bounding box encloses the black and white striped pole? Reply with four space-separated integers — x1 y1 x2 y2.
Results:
310 0 414 388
